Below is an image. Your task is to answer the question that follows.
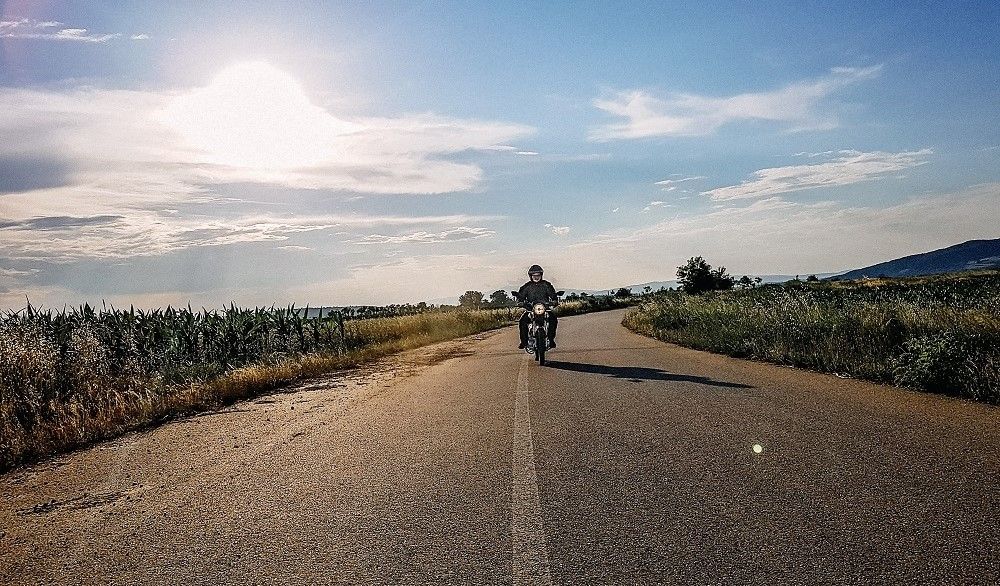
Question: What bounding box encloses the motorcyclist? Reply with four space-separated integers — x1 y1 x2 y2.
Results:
517 264 559 349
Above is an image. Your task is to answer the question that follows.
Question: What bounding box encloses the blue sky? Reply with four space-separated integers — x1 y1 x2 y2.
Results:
1 1 998 307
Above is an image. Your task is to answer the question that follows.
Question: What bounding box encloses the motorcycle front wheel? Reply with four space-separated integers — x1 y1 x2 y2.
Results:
535 330 546 366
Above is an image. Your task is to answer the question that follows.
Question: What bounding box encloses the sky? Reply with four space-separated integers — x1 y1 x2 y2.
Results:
1 1 998 308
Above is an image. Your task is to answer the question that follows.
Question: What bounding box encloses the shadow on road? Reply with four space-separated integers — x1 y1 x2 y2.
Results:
544 361 754 389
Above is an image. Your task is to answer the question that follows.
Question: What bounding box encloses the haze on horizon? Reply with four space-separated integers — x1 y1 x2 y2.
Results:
1 1 998 309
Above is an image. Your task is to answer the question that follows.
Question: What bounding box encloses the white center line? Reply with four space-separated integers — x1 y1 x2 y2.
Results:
512 356 553 586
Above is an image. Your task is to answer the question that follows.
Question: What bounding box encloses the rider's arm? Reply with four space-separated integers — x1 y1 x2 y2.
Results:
517 283 530 308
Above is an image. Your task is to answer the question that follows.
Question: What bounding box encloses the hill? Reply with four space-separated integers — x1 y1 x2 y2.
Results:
833 239 1000 280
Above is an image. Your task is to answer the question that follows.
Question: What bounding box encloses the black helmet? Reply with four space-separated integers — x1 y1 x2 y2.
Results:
528 264 543 276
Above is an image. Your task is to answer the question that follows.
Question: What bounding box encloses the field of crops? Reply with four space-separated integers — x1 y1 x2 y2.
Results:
0 302 519 471
623 271 1000 404
0 294 633 471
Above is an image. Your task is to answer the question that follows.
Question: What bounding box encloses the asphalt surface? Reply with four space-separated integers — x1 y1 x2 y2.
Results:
2 309 1000 585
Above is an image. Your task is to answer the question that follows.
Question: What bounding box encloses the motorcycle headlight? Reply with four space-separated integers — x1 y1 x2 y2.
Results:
533 303 546 315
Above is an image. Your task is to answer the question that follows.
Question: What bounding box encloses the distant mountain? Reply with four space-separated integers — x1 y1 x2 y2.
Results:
833 239 1000 280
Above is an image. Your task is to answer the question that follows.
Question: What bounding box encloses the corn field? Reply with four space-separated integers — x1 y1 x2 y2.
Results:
0 301 530 471
624 271 1000 404
0 303 353 468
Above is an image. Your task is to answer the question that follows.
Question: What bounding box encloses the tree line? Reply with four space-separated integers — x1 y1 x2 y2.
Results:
454 256 823 308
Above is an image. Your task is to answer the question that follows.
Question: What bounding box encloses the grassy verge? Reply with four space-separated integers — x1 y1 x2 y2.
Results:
623 272 1000 404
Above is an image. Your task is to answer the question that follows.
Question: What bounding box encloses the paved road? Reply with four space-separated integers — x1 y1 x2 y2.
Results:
3 309 1000 585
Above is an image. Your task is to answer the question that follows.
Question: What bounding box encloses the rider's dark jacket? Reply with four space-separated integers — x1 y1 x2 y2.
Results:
518 279 558 306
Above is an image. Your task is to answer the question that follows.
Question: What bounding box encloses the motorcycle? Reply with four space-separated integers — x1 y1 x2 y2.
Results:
511 290 564 366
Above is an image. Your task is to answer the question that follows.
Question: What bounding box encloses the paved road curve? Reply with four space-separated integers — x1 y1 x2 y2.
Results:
3 309 1000 585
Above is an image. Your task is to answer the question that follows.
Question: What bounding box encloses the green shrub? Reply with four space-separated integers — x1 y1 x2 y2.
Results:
892 333 977 397
624 271 1000 404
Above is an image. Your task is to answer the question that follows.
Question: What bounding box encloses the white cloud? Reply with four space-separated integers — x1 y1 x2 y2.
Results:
0 19 119 43
272 184 1000 303
0 172 217 221
0 267 39 278
0 62 534 201
130 34 150 40
0 214 324 262
641 200 672 213
501 152 611 163
0 63 532 265
359 227 496 244
544 224 571 236
655 175 706 191
702 149 932 200
486 145 580 162
566 183 1000 278
0 208 499 262
590 65 882 140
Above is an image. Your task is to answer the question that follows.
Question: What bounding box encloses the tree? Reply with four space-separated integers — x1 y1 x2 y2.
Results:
806 274 819 282
489 289 512 307
643 286 652 295
737 275 755 290
711 266 735 290
676 256 717 294
615 287 633 298
458 291 485 309
677 256 736 294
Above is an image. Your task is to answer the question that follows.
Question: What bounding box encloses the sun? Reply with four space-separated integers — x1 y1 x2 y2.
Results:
157 62 357 170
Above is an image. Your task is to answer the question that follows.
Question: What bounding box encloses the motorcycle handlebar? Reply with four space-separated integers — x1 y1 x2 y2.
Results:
521 301 559 310
512 290 561 307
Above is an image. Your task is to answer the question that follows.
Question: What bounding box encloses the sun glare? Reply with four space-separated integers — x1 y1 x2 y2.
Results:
157 62 357 170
